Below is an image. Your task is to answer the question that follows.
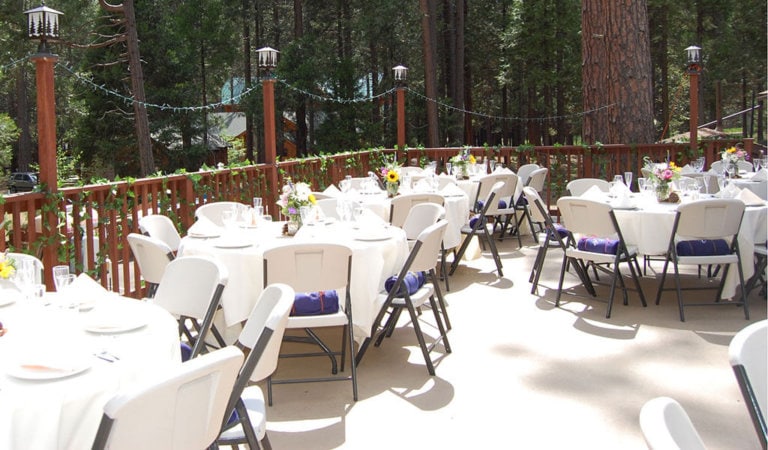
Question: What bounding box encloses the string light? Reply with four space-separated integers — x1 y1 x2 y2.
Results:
2 55 619 121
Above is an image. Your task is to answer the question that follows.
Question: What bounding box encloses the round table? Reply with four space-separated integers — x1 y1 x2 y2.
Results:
0 292 180 450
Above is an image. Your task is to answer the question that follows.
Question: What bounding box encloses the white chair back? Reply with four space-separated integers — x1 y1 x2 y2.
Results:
516 163 540 185
389 192 444 228
153 255 228 322
127 233 174 286
315 197 339 220
526 167 548 191
93 346 243 450
139 214 181 252
476 173 518 214
6 252 44 285
557 197 615 237
566 178 611 196
195 202 244 227
402 203 445 241
409 220 449 273
263 243 352 295
675 199 745 240
728 320 767 444
522 187 548 224
639 397 706 450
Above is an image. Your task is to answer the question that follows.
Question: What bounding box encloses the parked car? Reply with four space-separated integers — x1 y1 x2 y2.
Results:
8 172 38 193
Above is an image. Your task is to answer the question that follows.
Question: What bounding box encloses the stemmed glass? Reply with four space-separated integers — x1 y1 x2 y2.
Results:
445 162 452 176
753 158 762 173
53 265 70 292
623 172 633 191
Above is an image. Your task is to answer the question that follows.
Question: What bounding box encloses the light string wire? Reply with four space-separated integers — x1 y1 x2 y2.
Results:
405 87 618 123
4 55 618 122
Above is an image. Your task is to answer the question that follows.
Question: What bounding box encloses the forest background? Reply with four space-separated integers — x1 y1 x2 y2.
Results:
0 0 765 180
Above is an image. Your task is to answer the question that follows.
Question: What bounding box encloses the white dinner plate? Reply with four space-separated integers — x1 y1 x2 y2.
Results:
83 315 147 334
188 231 220 238
0 293 19 307
7 358 91 381
213 240 253 249
354 232 391 241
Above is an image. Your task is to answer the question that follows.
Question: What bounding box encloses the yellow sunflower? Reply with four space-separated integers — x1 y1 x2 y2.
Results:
386 170 399 183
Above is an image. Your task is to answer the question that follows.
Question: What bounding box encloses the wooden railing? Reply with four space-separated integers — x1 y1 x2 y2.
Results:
0 139 749 297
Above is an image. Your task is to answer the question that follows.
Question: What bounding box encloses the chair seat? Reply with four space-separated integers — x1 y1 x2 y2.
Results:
386 284 434 309
577 237 620 254
677 254 739 265
286 311 349 329
218 386 267 442
566 246 638 265
676 239 730 256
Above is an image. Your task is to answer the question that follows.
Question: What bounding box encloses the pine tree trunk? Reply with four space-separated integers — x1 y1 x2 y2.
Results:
420 0 440 148
582 0 655 144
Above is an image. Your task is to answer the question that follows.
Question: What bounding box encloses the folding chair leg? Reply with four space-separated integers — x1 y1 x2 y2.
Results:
430 269 451 330
555 255 569 307
428 294 451 353
655 257 672 305
404 299 436 376
440 244 450 292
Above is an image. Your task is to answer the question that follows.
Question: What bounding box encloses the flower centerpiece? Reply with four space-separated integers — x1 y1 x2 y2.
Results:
721 145 749 178
643 156 681 201
276 179 316 235
0 253 16 280
450 147 476 179
379 158 401 197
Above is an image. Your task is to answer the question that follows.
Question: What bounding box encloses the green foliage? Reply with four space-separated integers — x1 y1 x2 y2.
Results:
0 114 19 173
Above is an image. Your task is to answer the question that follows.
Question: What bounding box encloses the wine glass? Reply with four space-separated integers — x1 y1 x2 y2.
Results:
252 197 263 209
623 172 633 191
753 158 762 172
446 162 452 176
53 265 70 292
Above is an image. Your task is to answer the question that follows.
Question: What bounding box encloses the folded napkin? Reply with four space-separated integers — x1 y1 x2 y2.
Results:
71 273 108 295
291 290 339 316
614 190 635 208
187 215 221 237
440 183 465 197
358 208 386 227
717 183 741 199
577 236 620 255
680 164 695 174
323 185 341 197
752 168 768 182
413 178 432 192
736 187 765 206
581 185 605 200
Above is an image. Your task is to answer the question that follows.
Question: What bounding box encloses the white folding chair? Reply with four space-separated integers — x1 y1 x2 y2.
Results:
217 284 295 449
315 197 339 220
512 167 549 243
262 242 358 402
565 178 611 196
153 255 229 359
127 233 175 298
450 181 506 276
472 172 522 247
728 320 767 448
388 192 444 228
401 202 449 292
92 346 243 450
6 252 44 285
654 199 749 322
556 197 646 318
139 214 181 254
356 220 451 376
639 397 707 450
195 201 244 227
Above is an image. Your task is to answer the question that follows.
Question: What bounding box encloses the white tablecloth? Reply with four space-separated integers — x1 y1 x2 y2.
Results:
611 196 767 299
0 294 180 450
178 221 409 342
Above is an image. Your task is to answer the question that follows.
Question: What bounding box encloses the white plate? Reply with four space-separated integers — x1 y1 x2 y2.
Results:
7 359 91 381
84 316 147 334
213 240 253 249
188 231 220 238
0 294 18 307
354 232 391 241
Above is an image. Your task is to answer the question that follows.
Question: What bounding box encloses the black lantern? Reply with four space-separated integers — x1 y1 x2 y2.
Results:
24 1 63 54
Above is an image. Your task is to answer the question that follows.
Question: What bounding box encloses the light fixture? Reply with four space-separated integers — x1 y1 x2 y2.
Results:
256 47 279 70
685 45 701 64
24 1 63 53
393 65 408 82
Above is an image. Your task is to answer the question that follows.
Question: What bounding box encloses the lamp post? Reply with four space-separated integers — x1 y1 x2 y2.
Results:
686 45 702 153
257 47 279 165
393 65 408 151
24 1 62 288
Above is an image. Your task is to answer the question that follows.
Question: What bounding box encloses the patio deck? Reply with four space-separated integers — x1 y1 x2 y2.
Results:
260 234 765 449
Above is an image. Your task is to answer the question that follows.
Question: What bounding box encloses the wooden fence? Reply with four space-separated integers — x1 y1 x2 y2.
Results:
0 139 749 296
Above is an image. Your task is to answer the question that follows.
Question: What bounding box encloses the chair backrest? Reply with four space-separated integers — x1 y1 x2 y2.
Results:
6 252 44 285
565 178 611 196
92 346 244 450
401 203 445 241
408 220 449 273
522 187 549 224
139 214 181 253
639 397 706 450
475 173 518 214
728 320 767 444
737 160 753 172
557 196 616 237
399 166 424 176
674 199 745 240
526 167 548 191
153 256 228 357
389 192 444 228
195 202 244 227
127 233 175 285
263 243 352 295
436 176 457 190
710 160 724 173
315 197 340 220
516 163 540 185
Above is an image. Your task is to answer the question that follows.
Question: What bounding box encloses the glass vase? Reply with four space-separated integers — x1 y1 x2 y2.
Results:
655 183 670 202
285 215 301 236
386 182 399 198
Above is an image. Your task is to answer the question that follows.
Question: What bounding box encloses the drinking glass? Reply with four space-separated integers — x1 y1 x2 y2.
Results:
446 162 452 176
252 197 263 209
488 160 496 173
221 210 236 230
637 177 646 192
753 159 762 172
623 172 633 191
299 206 314 226
53 265 70 292
613 174 625 186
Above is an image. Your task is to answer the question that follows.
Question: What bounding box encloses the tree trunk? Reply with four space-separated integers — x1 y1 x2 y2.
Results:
243 0 255 162
294 0 307 157
420 0 440 148
456 0 467 144
582 0 655 144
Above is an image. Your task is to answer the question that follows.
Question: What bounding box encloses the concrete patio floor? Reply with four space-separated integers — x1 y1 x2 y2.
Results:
258 235 766 449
